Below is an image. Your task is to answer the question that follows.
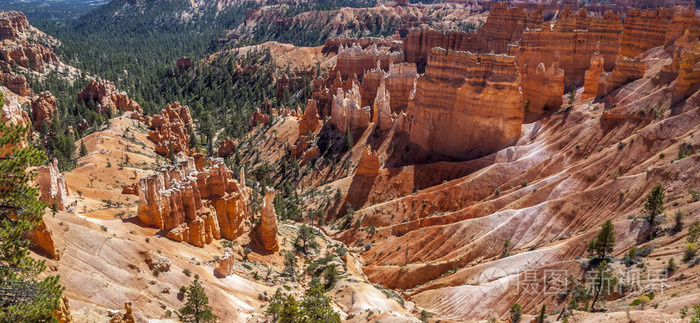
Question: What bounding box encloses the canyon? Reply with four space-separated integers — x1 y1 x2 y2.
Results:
5 1 700 322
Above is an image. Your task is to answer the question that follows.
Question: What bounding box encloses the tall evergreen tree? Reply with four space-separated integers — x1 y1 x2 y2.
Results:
0 93 63 321
587 220 615 262
177 277 217 323
644 184 665 237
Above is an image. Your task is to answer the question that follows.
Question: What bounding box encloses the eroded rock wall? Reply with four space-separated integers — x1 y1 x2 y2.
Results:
404 48 523 162
147 102 192 158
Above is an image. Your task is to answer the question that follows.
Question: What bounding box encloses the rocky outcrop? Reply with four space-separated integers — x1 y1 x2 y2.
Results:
0 42 58 72
147 102 192 158
0 12 28 40
214 248 235 277
257 187 278 253
672 39 700 104
598 56 646 96
384 63 417 113
31 92 57 131
360 63 385 113
249 108 270 129
298 99 320 136
176 56 192 73
53 296 73 323
143 251 171 273
335 43 403 79
276 71 314 101
77 80 141 114
37 158 70 211
521 53 564 114
0 95 31 157
108 302 135 323
582 47 605 101
137 156 250 247
356 145 380 178
404 48 523 162
330 82 370 133
620 8 673 59
402 3 543 71
217 137 236 158
122 183 138 195
1 72 32 96
25 221 61 260
374 79 393 131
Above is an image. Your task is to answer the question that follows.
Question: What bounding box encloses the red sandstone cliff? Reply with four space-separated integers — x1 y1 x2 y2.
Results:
31 92 57 131
404 48 523 162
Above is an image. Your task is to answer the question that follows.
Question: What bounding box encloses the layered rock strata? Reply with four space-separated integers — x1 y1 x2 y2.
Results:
335 43 403 79
598 57 647 96
137 156 251 247
330 82 370 133
404 48 523 161
521 54 564 113
384 63 417 113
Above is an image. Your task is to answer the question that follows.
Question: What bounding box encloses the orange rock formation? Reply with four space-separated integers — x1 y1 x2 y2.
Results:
582 46 606 100
77 80 141 114
521 53 564 114
335 43 403 79
257 187 278 253
598 56 646 96
0 95 31 157
214 248 235 277
1 72 32 96
404 48 523 162
31 92 57 131
330 82 370 133
137 156 251 247
356 145 380 178
0 11 28 40
147 102 192 158
37 158 71 211
217 137 236 158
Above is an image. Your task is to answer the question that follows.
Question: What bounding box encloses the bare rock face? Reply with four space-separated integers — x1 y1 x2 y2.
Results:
404 48 523 162
217 137 236 158
258 187 278 253
518 9 623 89
137 156 250 247
620 8 672 59
374 79 393 131
384 63 417 113
1 72 32 96
37 158 70 211
298 99 320 136
0 95 31 157
330 81 370 133
214 248 235 277
122 183 138 195
147 102 192 158
24 220 61 260
402 3 543 70
31 91 57 131
0 11 28 40
672 38 700 104
335 43 403 79
0 42 58 72
582 47 605 101
598 56 646 96
77 80 141 114
521 54 564 114
360 62 385 112
356 145 380 177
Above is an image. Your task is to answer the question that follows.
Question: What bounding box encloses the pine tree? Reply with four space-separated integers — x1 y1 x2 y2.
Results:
587 220 615 262
177 277 216 323
79 140 88 157
509 303 523 323
644 184 665 237
590 260 617 311
0 113 63 321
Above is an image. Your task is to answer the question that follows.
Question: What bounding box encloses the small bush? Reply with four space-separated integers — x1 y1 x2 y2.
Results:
183 268 191 277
